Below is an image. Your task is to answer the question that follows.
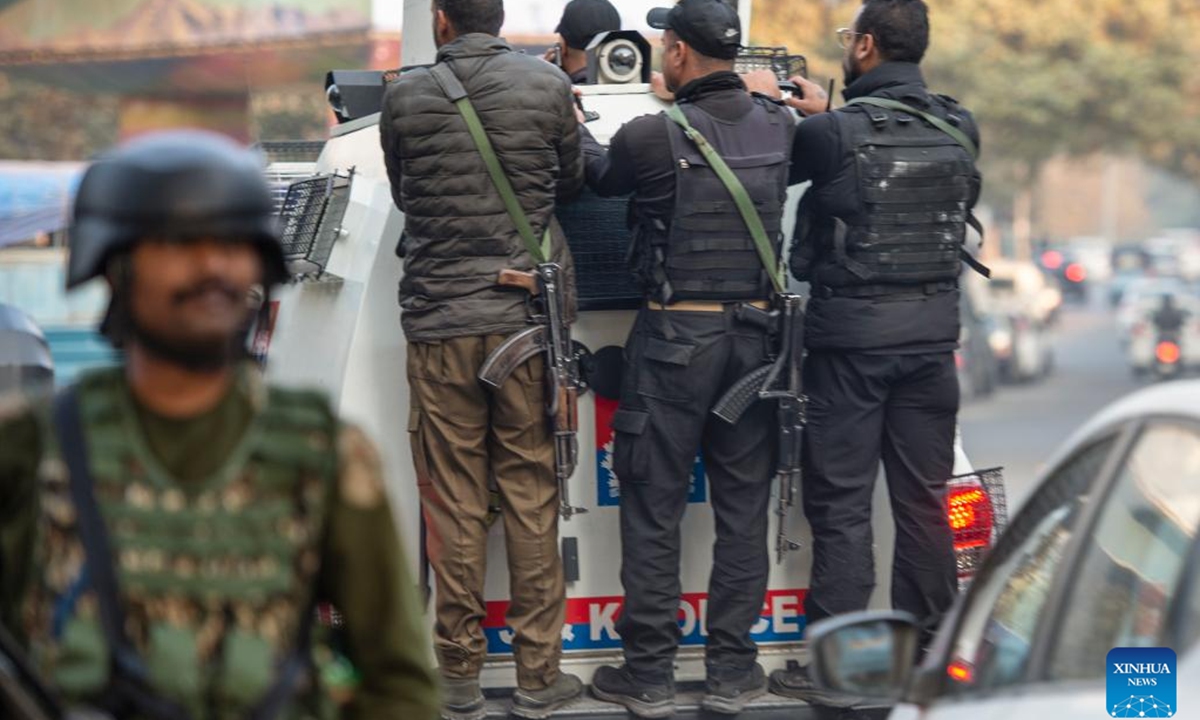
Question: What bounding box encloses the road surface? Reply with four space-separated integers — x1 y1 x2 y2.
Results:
960 298 1142 511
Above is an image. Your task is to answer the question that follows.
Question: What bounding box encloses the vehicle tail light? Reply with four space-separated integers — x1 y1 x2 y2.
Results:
1041 250 1063 270
1065 263 1087 283
955 352 965 370
947 468 1008 589
948 487 992 550
1157 341 1181 364
947 659 975 684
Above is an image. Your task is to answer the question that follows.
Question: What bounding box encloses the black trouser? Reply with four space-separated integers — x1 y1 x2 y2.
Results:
610 306 776 683
802 351 959 638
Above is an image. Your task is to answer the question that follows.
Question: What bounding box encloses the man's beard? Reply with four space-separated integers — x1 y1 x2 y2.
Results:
129 315 248 373
125 279 253 373
843 55 863 86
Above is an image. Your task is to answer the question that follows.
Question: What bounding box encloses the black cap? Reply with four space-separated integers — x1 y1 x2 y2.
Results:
556 0 622 50
647 0 741 60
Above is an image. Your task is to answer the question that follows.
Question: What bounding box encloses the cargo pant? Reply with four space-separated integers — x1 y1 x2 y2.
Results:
407 335 564 690
801 351 959 640
610 306 776 683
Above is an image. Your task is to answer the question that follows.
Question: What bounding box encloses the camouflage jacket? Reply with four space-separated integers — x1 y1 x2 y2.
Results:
0 366 439 720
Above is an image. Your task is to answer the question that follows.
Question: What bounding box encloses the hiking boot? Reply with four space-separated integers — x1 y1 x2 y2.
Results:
511 672 585 719
702 662 768 714
440 676 486 720
768 660 863 709
590 664 675 719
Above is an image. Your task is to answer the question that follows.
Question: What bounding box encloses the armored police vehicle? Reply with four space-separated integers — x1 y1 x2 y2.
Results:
258 3 1005 714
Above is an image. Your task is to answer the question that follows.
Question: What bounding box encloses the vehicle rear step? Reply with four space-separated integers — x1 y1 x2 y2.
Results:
478 683 890 719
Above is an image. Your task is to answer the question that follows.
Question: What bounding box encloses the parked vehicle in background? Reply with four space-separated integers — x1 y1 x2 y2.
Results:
1109 245 1150 307
1038 242 1095 304
985 260 1056 383
1147 232 1200 281
1065 235 1113 283
959 289 1000 400
988 259 1062 326
803 380 1200 720
986 310 1053 383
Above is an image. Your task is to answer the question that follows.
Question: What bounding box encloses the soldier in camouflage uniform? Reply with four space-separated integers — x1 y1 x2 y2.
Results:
0 131 440 720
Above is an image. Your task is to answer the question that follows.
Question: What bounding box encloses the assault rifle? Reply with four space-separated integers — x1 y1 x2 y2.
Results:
712 293 805 564
478 264 587 521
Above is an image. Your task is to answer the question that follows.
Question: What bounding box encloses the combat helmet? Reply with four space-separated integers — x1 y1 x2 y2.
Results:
67 130 288 289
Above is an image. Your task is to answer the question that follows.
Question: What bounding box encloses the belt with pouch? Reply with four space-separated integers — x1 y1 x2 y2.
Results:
813 281 957 300
647 299 771 312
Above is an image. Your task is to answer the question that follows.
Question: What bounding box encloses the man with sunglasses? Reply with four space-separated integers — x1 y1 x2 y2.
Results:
751 0 984 705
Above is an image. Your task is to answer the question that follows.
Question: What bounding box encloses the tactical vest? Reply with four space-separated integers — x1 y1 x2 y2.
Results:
23 368 339 720
822 97 976 291
637 99 790 303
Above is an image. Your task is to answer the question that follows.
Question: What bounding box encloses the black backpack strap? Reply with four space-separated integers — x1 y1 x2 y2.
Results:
962 214 991 278
53 387 193 720
247 596 318 720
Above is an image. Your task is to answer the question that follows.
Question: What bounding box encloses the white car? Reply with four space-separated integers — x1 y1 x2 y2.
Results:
986 258 1062 327
803 380 1200 720
1059 236 1114 285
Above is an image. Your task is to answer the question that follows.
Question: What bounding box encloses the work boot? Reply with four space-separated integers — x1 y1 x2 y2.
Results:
701 662 768 714
440 677 486 720
768 660 863 709
590 664 675 719
511 672 585 719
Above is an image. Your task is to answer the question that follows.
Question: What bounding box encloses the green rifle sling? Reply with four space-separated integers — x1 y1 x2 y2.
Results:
664 103 786 295
844 96 979 159
429 63 552 264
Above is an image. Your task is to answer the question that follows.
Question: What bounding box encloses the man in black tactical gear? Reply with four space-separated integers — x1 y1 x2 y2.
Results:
577 1 795 716
545 0 622 84
757 0 983 704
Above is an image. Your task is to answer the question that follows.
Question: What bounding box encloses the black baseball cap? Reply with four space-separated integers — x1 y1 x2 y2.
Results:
647 0 742 60
556 0 622 50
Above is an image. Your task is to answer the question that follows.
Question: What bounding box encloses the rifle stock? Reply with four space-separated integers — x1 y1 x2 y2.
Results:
497 268 541 295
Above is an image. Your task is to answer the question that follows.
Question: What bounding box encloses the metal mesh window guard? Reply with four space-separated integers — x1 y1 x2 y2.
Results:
735 47 808 81
278 169 354 279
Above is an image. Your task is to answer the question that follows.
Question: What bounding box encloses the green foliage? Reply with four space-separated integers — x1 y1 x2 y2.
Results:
751 0 1200 186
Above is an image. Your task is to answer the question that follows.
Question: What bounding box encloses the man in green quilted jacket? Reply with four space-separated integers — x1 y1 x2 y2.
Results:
0 130 439 720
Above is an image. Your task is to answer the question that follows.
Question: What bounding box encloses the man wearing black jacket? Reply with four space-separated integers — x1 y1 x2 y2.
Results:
578 1 795 716
754 0 983 704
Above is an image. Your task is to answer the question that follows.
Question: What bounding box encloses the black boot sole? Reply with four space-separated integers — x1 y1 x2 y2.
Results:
511 689 585 719
590 686 676 719
767 676 863 709
440 705 487 720
701 684 768 715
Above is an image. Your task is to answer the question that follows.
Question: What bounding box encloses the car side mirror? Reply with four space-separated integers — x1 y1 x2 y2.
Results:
808 611 921 702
